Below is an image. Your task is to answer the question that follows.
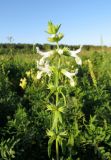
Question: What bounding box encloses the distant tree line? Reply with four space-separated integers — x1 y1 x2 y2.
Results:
0 43 110 55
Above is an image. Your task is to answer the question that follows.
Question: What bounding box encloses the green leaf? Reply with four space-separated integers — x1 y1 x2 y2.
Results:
59 131 67 137
52 111 62 129
46 129 56 137
58 106 64 113
48 137 55 157
47 104 56 112
47 129 56 157
68 134 74 147
46 21 61 34
48 33 64 43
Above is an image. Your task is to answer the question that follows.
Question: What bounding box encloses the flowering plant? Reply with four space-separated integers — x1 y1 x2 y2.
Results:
36 21 82 160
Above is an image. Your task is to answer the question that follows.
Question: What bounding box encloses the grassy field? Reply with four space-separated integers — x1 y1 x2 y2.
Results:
0 45 111 160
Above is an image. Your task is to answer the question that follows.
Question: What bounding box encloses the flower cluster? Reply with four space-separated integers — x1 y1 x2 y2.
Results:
36 45 82 86
37 59 51 79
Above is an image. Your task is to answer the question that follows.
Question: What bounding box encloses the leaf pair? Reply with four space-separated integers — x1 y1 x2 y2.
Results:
46 21 61 35
46 21 64 43
48 33 64 43
46 129 67 157
47 104 64 129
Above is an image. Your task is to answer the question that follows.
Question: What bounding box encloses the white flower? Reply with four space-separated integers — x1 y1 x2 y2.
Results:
36 47 53 58
69 46 82 65
62 69 78 78
69 46 82 57
57 49 64 55
38 56 45 66
75 56 82 65
37 71 43 79
70 79 75 87
41 62 51 75
61 69 78 86
36 47 52 79
37 60 51 79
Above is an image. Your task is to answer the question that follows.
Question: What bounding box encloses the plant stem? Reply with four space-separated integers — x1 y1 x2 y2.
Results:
56 139 59 160
55 70 59 106
55 42 61 160
55 58 59 160
57 42 59 50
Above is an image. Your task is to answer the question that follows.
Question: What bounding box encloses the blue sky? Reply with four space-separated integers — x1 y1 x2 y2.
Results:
0 0 111 45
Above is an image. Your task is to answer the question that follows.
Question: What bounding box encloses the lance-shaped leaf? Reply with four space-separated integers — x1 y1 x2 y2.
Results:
47 104 64 129
47 83 56 92
46 129 56 157
68 120 80 147
56 131 67 148
47 129 67 157
46 21 61 34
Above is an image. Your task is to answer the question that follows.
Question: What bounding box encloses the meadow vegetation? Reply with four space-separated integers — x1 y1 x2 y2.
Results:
0 22 111 160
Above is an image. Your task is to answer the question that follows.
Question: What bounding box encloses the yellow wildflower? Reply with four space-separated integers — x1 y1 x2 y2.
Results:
26 70 31 77
19 77 27 89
